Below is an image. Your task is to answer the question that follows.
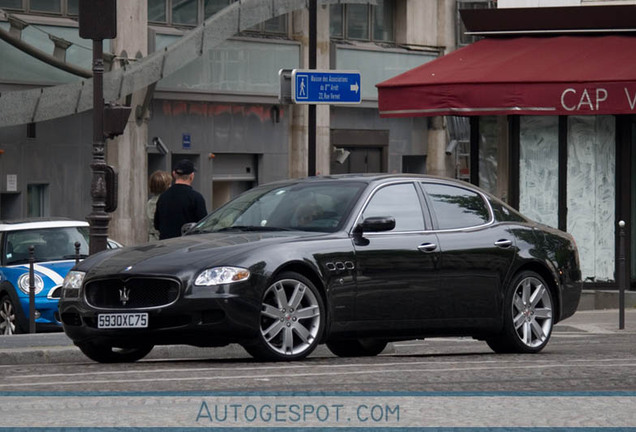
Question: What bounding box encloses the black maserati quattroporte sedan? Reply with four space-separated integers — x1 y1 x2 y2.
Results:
60 175 581 363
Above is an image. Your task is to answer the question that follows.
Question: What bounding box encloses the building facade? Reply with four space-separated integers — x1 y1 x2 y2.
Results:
0 0 468 246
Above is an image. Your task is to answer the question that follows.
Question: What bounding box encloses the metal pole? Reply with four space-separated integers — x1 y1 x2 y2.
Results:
308 0 317 176
87 39 110 254
618 220 626 330
28 245 35 333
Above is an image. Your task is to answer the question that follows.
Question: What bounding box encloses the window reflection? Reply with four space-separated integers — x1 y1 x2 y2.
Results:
149 0 167 23
424 183 490 230
331 1 394 42
172 0 197 26
31 0 61 13
0 0 22 9
204 0 230 18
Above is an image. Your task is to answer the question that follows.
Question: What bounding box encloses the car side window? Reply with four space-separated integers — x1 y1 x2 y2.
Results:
361 183 425 231
423 183 491 230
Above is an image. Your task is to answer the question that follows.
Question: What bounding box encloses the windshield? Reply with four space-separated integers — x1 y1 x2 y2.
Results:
192 181 366 234
4 227 89 265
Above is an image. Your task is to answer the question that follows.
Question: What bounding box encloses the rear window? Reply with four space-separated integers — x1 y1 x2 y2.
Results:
422 183 491 230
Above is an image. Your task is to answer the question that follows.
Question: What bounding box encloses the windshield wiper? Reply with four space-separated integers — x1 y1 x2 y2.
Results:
62 254 89 260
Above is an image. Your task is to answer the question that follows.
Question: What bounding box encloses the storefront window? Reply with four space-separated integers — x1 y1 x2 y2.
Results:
478 116 508 201
632 120 636 282
519 116 559 228
567 116 615 282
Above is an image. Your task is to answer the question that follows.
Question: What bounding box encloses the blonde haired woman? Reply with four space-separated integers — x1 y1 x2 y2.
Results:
147 170 172 241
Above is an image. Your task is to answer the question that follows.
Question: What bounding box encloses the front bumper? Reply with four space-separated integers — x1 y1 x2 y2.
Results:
59 283 261 348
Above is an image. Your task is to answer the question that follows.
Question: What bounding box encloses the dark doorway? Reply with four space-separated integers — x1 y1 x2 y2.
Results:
330 129 388 174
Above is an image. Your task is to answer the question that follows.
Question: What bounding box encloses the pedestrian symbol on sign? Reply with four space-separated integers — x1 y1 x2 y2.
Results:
296 74 309 100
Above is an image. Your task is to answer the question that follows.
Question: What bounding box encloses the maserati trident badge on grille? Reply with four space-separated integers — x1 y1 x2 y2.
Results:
119 287 130 306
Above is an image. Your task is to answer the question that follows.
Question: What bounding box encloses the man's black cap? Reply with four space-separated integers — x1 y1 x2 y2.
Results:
173 159 196 175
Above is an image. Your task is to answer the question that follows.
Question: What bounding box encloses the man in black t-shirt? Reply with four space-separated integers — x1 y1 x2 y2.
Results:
154 159 208 240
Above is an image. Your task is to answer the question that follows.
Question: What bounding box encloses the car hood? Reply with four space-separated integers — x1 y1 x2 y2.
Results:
80 231 326 277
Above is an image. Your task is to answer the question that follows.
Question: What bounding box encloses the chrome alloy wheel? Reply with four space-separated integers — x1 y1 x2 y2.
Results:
259 278 322 357
0 295 17 335
512 275 553 348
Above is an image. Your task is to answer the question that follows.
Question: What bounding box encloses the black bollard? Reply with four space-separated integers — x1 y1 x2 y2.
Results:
28 245 36 333
75 241 81 265
618 220 626 330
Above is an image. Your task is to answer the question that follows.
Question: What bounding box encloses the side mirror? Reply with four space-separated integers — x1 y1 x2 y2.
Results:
354 216 396 235
181 222 197 236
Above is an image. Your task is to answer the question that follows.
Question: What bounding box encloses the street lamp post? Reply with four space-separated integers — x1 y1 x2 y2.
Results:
88 38 110 254
79 0 129 254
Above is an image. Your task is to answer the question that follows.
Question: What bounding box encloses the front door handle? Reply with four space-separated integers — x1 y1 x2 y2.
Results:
494 239 513 248
418 243 438 252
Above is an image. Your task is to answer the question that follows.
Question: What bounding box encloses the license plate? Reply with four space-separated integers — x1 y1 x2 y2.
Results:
98 313 148 329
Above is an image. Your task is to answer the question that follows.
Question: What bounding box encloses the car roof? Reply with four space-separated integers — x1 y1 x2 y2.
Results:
0 217 89 232
264 173 470 186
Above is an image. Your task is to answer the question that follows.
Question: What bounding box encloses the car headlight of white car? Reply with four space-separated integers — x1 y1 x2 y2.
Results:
63 270 86 290
194 267 250 286
17 273 44 295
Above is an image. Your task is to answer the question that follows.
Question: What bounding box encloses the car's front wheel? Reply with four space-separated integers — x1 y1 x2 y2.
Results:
242 272 325 361
487 271 554 354
78 342 154 363
327 339 388 357
0 294 24 335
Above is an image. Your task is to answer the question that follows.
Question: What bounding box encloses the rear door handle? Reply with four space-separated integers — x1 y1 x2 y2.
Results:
418 243 438 252
494 239 513 248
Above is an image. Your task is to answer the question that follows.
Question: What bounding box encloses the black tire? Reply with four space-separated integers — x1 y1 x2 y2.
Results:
487 271 554 354
242 272 325 362
78 342 154 363
327 339 388 357
0 294 25 335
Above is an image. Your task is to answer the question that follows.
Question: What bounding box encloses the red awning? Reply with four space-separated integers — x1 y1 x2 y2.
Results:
377 35 636 117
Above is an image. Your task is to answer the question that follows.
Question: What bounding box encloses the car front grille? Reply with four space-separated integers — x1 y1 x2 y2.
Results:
84 277 180 309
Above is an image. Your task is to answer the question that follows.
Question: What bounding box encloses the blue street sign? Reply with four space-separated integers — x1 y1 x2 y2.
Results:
182 133 191 150
292 69 361 104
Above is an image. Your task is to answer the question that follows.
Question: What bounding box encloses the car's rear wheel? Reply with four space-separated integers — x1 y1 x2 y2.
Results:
78 342 154 363
326 338 387 357
0 294 24 335
242 272 324 361
487 271 554 354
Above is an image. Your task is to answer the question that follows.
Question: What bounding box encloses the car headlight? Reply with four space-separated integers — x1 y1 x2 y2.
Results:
63 271 86 290
194 267 250 286
17 273 44 295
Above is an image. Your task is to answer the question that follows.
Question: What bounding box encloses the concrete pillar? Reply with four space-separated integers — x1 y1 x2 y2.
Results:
315 4 331 176
289 4 331 178
106 0 148 246
426 116 448 177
